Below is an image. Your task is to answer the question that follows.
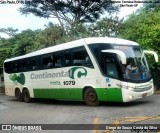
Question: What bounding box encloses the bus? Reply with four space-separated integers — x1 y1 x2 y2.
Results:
3 37 158 106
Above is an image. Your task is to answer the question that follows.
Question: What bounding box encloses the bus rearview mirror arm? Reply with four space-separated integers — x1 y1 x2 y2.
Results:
101 49 126 64
143 50 159 62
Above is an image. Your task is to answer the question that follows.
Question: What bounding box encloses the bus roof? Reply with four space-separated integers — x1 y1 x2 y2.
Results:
4 37 139 62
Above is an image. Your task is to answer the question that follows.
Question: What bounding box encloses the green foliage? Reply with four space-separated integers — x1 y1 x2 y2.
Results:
93 16 123 37
67 23 89 39
119 10 160 54
0 29 39 71
35 23 65 49
12 29 39 56
0 48 12 70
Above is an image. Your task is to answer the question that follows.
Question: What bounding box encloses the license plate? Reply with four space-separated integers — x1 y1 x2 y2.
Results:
142 93 147 97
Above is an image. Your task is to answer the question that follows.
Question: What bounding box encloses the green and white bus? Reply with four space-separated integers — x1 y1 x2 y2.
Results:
3 37 158 106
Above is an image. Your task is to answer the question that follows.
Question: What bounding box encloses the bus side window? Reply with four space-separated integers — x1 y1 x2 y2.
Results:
64 50 71 67
29 60 37 70
54 53 62 68
73 47 85 66
47 60 54 68
13 62 19 73
83 56 93 68
42 56 55 69
72 46 93 68
22 61 28 72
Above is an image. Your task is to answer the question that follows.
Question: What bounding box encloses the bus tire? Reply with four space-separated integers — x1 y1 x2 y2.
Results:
15 88 23 101
84 88 100 106
23 89 31 103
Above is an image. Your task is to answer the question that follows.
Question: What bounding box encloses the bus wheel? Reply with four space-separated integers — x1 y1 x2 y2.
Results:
23 89 31 103
15 89 23 101
84 88 100 106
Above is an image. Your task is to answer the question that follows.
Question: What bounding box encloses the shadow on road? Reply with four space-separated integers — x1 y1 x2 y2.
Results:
8 97 153 107
101 100 153 107
33 98 86 106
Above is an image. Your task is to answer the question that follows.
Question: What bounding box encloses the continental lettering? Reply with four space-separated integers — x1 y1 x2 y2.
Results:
30 71 69 79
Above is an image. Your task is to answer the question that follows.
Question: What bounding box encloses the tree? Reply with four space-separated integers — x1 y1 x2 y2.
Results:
119 11 160 54
11 29 39 56
143 0 160 12
93 16 123 37
0 48 12 71
0 29 40 70
19 0 118 30
0 27 18 37
66 23 89 39
35 23 65 49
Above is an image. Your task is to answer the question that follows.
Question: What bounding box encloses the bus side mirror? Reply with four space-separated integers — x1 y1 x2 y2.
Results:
143 50 158 62
101 49 126 64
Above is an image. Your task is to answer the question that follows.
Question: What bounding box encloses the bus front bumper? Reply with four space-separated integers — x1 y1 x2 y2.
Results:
122 87 154 102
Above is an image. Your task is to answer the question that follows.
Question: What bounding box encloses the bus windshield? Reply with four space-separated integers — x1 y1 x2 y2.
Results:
113 45 151 81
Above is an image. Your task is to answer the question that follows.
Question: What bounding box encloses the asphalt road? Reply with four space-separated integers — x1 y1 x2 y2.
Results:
0 93 160 133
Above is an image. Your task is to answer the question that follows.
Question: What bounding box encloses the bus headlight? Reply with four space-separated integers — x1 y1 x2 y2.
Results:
129 95 134 99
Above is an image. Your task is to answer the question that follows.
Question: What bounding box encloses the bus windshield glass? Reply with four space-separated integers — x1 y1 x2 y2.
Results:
113 45 151 81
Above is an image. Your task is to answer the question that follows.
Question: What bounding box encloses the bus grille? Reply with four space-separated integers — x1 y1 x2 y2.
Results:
134 85 152 92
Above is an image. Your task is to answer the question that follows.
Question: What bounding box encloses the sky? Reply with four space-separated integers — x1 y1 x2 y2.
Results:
0 1 143 38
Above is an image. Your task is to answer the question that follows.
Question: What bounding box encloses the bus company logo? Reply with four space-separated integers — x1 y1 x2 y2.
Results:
68 67 87 79
9 73 25 85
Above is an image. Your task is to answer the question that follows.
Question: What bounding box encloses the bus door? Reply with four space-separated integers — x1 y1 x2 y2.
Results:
101 53 123 102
